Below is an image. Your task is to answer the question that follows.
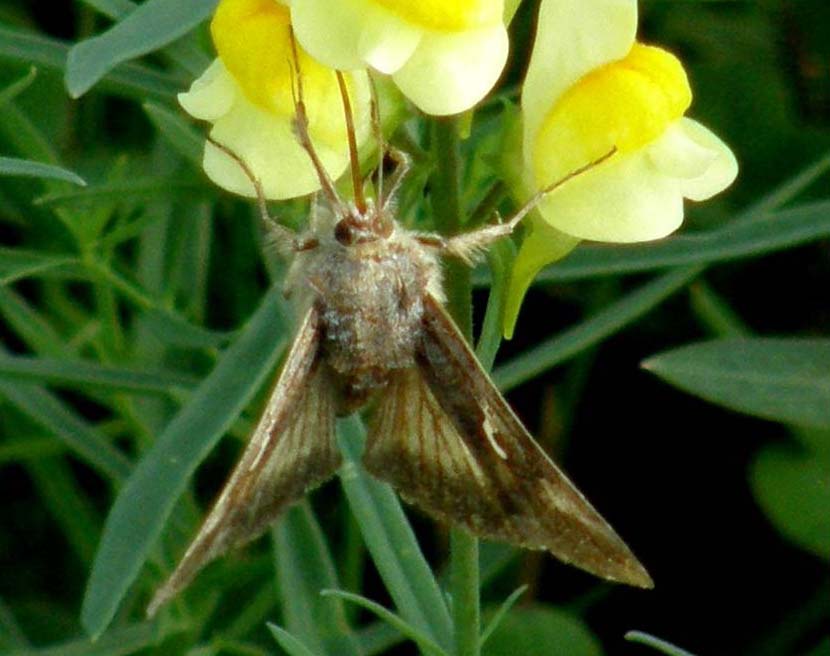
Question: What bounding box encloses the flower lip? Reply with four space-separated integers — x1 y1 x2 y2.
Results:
372 0 503 31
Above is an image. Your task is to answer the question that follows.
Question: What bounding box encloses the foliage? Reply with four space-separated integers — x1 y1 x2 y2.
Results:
0 1 828 656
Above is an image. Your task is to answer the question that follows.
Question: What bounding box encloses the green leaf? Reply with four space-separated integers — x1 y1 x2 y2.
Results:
337 416 453 651
643 338 830 428
0 353 198 394
0 247 79 285
0 24 180 101
81 286 289 638
0 379 132 482
479 586 527 649
494 267 701 392
273 503 362 656
321 590 447 656
34 177 211 209
267 624 323 656
0 622 170 656
143 101 204 168
625 631 697 656
0 66 38 108
66 0 217 97
750 445 830 559
532 200 830 283
481 606 601 656
0 156 85 186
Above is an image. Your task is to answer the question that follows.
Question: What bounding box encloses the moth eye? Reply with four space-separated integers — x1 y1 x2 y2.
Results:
334 220 354 245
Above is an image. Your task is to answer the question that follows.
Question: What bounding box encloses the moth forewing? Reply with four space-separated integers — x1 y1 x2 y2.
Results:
147 306 340 617
365 295 653 589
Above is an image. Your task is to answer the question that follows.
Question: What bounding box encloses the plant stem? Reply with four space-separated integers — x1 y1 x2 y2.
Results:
430 116 480 656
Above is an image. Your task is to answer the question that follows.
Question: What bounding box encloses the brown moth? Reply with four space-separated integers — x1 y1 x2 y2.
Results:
147 63 652 617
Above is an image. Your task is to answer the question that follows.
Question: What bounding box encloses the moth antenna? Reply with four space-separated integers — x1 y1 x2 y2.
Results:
287 29 345 213
335 71 366 214
368 75 385 208
380 145 411 212
503 146 618 231
206 136 294 248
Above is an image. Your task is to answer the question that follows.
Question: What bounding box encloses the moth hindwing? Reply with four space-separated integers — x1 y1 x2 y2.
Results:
149 64 651 616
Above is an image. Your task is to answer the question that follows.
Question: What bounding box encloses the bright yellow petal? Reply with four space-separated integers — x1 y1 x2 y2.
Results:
504 216 579 339
522 0 637 146
531 44 692 186
393 24 508 115
373 0 502 31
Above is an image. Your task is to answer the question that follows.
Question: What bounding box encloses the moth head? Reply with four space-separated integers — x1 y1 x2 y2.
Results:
333 198 393 245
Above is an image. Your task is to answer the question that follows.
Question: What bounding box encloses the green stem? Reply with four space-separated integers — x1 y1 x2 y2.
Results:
429 116 479 656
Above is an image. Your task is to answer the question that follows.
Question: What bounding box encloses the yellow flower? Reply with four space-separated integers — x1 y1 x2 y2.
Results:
288 0 508 115
179 0 371 199
504 0 738 336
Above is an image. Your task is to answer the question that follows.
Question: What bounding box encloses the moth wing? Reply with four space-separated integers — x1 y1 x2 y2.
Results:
148 305 340 616
364 295 652 588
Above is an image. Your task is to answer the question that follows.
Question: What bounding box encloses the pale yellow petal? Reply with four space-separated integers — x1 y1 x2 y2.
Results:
522 0 637 147
358 6 422 74
290 0 367 70
392 24 508 115
204 97 349 199
178 59 236 122
537 150 684 242
669 117 738 201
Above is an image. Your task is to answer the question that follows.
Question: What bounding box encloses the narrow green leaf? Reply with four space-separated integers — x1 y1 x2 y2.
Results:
750 445 830 559
80 0 137 20
532 200 830 283
66 0 217 97
267 624 322 656
81 286 289 638
0 379 132 482
494 267 700 392
0 66 38 108
34 177 211 208
143 102 204 168
0 353 198 393
0 622 168 656
478 586 527 649
26 457 101 565
142 308 233 349
0 248 79 285
643 338 830 428
0 156 85 186
337 416 453 651
0 24 180 101
321 590 448 656
273 503 362 656
625 631 697 656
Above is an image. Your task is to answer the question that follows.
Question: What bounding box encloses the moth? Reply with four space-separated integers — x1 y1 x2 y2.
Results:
147 67 652 617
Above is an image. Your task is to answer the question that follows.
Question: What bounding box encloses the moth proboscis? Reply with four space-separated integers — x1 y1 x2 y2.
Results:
147 60 652 618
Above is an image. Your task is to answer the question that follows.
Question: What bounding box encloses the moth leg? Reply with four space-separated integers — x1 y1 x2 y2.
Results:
206 136 297 256
441 211 516 265
436 147 620 265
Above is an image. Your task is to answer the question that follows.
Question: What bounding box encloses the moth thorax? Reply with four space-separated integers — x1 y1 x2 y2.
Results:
314 242 430 408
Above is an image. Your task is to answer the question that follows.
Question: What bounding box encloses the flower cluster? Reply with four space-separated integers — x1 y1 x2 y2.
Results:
183 0 737 333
